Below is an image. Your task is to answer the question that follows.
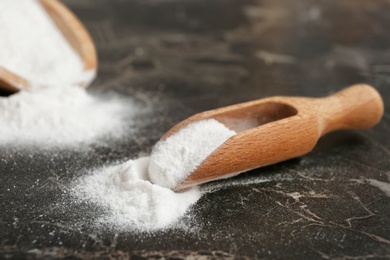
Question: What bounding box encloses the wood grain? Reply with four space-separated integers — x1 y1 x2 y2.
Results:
174 84 384 190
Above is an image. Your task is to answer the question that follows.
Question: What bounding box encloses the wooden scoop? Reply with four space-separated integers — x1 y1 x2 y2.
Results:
0 0 97 92
167 84 384 191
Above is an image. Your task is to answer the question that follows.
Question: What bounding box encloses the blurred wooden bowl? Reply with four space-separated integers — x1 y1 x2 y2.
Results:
0 0 97 92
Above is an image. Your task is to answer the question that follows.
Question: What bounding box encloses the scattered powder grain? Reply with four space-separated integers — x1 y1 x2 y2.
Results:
0 0 126 146
72 119 235 230
73 157 202 230
0 1 237 230
148 119 236 189
0 0 94 88
0 87 128 146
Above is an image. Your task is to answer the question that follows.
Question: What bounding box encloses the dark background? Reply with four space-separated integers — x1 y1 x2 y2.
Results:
1 0 390 258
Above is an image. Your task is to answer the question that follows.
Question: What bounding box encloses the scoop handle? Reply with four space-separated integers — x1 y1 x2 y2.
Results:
174 84 384 190
317 84 384 135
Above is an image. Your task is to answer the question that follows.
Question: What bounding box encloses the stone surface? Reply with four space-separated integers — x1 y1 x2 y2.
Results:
1 0 390 258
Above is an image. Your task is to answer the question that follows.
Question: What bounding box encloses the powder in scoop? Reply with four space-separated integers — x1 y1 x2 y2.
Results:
0 87 128 146
148 119 236 189
73 157 202 230
0 0 93 88
72 119 235 230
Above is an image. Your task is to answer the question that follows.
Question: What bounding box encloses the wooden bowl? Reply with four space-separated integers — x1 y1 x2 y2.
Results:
0 0 97 92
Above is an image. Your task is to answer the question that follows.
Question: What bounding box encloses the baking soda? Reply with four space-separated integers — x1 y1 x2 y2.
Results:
0 0 93 89
148 119 236 189
0 87 129 146
1 0 235 230
0 0 124 146
72 119 235 230
73 157 202 230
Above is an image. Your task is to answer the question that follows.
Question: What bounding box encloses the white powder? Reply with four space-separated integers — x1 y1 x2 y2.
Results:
0 0 93 89
0 1 124 146
72 119 235 230
148 119 236 189
1 1 235 231
73 157 202 230
0 86 128 146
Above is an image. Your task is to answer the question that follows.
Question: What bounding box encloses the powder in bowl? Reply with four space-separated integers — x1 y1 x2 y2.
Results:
0 0 91 89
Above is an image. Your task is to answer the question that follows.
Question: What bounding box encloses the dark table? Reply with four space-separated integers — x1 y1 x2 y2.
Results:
2 0 390 258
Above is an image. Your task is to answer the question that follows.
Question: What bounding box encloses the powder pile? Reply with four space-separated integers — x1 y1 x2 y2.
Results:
72 119 236 230
73 157 202 230
1 0 235 230
148 119 236 189
0 0 93 88
0 0 126 146
0 87 128 146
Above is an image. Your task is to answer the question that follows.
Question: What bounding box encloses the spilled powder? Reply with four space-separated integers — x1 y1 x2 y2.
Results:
72 119 236 230
73 157 202 230
0 87 129 146
0 0 237 231
149 119 236 189
0 0 92 88
0 0 128 146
